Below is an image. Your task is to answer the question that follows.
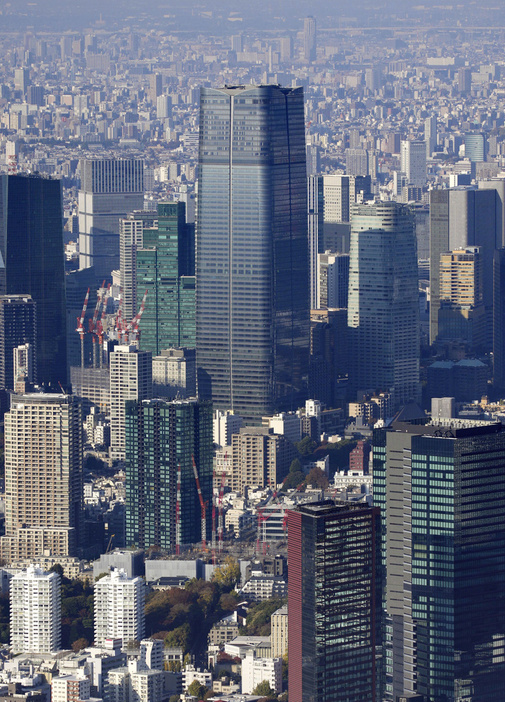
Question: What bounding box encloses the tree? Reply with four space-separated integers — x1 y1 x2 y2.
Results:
295 435 317 456
283 470 305 490
305 466 329 489
252 680 276 697
71 637 89 652
187 680 208 699
211 556 240 589
49 563 64 578
169 696 180 702
289 458 302 473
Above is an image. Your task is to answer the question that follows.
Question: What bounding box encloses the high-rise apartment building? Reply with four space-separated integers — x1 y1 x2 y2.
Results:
94 568 145 647
373 417 505 702
288 501 383 702
119 210 158 323
429 188 501 346
303 16 316 62
348 201 420 407
400 139 427 187
10 565 61 654
0 295 36 391
197 85 309 422
109 346 152 462
79 158 144 281
424 115 437 157
0 174 67 389
137 202 195 355
317 252 349 309
0 393 82 562
438 246 486 348
230 427 296 493
124 398 213 551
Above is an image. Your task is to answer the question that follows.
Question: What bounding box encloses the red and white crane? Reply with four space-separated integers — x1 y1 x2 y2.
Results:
75 287 90 369
192 454 207 551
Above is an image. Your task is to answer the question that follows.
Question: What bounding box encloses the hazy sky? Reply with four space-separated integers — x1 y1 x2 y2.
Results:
2 0 504 32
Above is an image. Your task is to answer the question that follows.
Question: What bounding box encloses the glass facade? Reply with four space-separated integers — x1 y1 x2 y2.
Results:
124 398 213 550
196 85 309 423
373 421 505 702
0 174 67 388
288 502 383 702
137 202 195 355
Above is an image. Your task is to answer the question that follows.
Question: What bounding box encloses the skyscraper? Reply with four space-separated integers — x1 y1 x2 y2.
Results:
119 210 158 323
288 501 383 702
424 115 437 157
317 252 349 309
94 568 145 647
493 248 505 388
196 85 309 423
0 393 83 562
303 16 316 62
0 295 36 391
400 139 427 187
307 175 324 310
10 565 61 654
348 201 420 408
125 398 213 551
79 158 144 281
0 174 67 388
429 188 500 346
109 346 152 462
137 202 195 355
373 417 505 701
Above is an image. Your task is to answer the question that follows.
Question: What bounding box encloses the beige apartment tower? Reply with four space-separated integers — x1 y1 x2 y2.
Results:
1 393 83 563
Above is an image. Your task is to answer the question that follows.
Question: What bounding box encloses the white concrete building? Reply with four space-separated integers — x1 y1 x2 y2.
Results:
94 568 145 647
109 346 152 461
10 565 61 653
262 412 301 444
139 639 163 671
108 661 164 702
213 409 243 448
241 652 282 695
52 673 91 702
182 664 212 692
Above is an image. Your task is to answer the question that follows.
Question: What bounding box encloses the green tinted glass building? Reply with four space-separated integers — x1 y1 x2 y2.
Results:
373 418 505 702
137 202 195 355
124 398 212 551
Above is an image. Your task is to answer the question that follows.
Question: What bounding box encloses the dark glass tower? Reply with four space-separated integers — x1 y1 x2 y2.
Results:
124 398 213 551
373 418 505 701
197 85 309 423
287 501 383 702
0 295 36 391
0 174 67 388
137 202 195 355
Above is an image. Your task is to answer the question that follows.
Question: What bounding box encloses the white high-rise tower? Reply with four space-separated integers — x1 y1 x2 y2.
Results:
10 565 61 653
94 568 145 647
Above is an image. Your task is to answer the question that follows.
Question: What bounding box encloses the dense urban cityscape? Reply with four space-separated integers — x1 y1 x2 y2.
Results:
0 1 504 701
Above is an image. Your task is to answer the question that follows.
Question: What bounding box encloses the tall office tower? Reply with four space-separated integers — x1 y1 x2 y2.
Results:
429 188 500 346
400 140 427 187
494 249 505 388
0 174 67 388
438 246 486 349
288 502 382 702
348 202 420 408
137 202 195 355
78 159 144 281
424 115 437 157
0 295 36 391
156 95 171 120
0 393 83 562
373 417 505 702
317 252 349 309
307 176 324 309
109 346 152 462
345 148 368 176
10 565 61 654
279 36 292 62
306 144 320 176
230 34 243 52
464 132 486 162
478 178 505 246
14 68 29 95
323 175 373 224
303 16 316 61
197 85 309 423
458 66 472 94
125 398 213 551
94 568 145 647
119 211 158 323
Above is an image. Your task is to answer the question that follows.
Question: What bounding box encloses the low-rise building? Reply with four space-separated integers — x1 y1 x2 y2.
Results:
241 652 282 695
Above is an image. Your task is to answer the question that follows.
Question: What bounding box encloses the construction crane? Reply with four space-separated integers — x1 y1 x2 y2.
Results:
96 283 111 368
128 289 148 343
88 281 106 367
192 454 207 551
175 463 182 556
217 458 227 552
76 287 90 369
